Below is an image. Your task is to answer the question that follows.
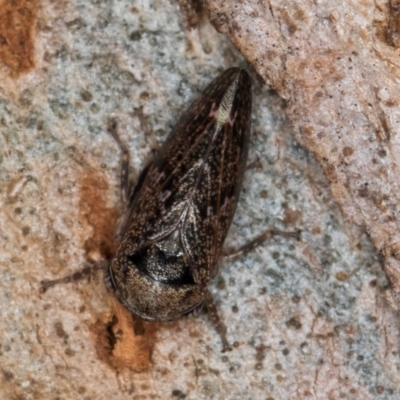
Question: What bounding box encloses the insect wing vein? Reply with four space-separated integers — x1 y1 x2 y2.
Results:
120 69 252 288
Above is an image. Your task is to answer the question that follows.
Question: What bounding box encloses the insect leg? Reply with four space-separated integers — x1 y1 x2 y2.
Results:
107 119 131 206
40 260 109 293
204 290 232 352
245 157 262 171
222 229 301 262
134 106 159 153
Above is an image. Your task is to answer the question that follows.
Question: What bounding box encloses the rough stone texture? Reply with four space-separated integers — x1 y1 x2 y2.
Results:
0 1 399 399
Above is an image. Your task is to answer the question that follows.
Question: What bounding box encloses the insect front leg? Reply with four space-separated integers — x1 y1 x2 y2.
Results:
107 119 131 207
223 229 301 262
108 118 155 241
134 106 159 154
107 119 137 241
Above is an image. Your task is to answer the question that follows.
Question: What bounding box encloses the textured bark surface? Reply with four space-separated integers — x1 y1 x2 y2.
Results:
1 0 399 399
203 0 400 309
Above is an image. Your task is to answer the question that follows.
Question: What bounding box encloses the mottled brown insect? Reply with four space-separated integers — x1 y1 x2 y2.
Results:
106 68 251 351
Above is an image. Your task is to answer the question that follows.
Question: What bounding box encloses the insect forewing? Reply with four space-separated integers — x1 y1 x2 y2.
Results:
119 68 251 286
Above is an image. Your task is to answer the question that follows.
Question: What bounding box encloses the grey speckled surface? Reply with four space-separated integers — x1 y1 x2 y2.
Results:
0 1 398 399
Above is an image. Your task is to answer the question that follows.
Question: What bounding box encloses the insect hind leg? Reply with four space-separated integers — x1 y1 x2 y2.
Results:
223 229 301 262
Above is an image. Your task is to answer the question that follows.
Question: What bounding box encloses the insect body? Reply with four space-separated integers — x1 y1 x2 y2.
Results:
105 68 252 349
